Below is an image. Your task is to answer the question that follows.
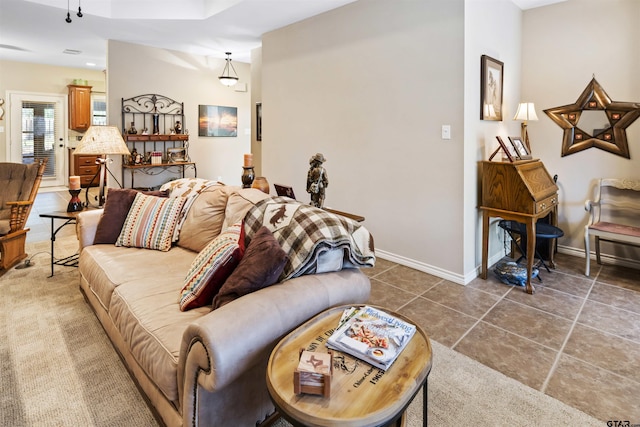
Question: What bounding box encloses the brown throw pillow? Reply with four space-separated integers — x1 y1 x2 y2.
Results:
93 188 167 244
212 226 287 309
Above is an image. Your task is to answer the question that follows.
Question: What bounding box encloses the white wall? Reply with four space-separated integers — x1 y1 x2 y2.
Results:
261 0 467 282
106 40 252 188
464 0 525 277
522 0 640 265
0 60 105 163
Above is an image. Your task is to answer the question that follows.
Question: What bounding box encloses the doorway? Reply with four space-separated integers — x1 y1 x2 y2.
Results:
8 92 66 188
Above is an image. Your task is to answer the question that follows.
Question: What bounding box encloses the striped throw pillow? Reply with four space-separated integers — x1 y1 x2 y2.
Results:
116 193 187 252
179 223 244 311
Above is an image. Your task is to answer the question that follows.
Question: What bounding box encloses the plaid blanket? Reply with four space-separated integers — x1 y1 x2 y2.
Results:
243 197 375 281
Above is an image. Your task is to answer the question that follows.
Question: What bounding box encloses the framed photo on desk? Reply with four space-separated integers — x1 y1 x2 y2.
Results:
508 136 532 160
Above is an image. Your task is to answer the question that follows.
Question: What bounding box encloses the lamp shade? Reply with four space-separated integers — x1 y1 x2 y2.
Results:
75 125 130 155
514 102 539 121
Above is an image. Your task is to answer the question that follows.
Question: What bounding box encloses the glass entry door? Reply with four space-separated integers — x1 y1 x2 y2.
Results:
9 92 66 187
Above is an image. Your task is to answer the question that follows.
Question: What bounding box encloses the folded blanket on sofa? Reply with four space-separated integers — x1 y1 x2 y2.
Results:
243 197 375 280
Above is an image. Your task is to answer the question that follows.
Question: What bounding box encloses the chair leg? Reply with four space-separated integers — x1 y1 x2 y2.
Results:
595 236 602 265
584 228 590 277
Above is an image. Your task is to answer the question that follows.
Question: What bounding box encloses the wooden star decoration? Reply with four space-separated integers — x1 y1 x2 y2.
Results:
543 78 640 158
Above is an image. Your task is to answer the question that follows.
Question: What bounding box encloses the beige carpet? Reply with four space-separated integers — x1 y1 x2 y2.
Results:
2 237 602 426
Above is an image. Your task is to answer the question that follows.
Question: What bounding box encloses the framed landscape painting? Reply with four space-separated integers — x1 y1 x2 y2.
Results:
481 55 503 121
198 105 238 137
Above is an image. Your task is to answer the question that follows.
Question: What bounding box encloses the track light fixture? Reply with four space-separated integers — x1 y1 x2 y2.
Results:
218 52 239 86
65 0 84 23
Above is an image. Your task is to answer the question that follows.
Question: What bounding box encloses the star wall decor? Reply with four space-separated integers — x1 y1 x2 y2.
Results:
543 78 640 158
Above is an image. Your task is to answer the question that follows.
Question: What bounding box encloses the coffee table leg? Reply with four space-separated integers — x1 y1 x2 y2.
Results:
423 379 428 426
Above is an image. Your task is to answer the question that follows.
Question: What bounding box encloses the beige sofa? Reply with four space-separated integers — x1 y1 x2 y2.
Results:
76 185 371 427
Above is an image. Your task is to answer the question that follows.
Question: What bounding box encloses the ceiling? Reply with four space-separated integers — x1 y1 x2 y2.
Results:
0 0 567 71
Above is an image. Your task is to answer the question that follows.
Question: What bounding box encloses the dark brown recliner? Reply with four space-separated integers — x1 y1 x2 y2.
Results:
0 159 47 274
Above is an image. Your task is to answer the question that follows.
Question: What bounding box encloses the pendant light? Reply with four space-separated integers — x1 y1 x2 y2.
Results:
65 0 84 23
219 52 239 86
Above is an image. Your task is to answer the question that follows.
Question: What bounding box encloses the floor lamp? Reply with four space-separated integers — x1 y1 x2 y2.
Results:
513 102 538 153
74 125 130 208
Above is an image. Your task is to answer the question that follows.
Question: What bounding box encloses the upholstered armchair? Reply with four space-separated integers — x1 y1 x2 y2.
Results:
0 159 47 274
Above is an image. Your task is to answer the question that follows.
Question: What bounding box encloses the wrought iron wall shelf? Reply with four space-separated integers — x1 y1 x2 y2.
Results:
121 94 194 188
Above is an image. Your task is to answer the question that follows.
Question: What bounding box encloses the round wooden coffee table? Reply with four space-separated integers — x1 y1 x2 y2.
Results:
266 305 432 427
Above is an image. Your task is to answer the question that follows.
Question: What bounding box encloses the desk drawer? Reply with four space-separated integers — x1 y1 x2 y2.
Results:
536 195 558 214
76 164 100 176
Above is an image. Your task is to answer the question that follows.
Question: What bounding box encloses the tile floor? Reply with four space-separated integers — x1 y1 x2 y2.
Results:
26 189 640 423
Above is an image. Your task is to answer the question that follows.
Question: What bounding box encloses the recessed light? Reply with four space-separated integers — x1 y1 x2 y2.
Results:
63 49 82 55
86 62 96 67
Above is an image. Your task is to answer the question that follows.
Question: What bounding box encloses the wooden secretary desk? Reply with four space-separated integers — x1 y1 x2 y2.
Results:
480 159 559 294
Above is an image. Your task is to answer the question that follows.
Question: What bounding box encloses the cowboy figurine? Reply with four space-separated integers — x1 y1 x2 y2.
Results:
306 153 328 208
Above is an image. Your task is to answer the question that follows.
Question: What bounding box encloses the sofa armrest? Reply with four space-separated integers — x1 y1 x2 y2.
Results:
178 268 370 400
76 209 103 251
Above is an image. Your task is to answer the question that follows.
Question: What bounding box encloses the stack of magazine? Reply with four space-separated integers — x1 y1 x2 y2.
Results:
326 306 416 371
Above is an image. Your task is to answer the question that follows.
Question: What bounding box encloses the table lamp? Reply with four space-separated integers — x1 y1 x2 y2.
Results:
74 125 130 208
513 102 538 152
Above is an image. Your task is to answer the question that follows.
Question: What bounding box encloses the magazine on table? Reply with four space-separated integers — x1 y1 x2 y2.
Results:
326 305 416 371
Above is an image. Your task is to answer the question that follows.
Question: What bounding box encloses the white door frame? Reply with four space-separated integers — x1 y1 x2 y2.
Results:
7 90 68 188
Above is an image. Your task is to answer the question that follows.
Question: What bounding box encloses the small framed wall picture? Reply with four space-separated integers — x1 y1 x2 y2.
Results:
508 136 532 160
480 55 504 121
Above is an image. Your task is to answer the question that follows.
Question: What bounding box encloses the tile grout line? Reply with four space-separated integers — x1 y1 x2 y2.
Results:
539 267 600 393
450 286 513 350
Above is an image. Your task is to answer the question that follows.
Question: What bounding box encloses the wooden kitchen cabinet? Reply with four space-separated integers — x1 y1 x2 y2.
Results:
68 84 92 131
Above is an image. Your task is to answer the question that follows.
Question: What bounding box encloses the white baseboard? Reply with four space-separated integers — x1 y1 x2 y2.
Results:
374 245 639 288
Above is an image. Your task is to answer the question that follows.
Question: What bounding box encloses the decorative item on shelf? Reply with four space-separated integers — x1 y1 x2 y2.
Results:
74 125 130 208
219 52 239 87
513 102 538 153
152 107 160 134
251 176 270 194
293 349 332 398
130 147 142 165
306 153 328 208
141 127 149 135
167 147 187 163
127 122 137 134
174 121 183 134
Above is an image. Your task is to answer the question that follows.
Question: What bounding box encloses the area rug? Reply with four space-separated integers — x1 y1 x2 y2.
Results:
2 237 601 426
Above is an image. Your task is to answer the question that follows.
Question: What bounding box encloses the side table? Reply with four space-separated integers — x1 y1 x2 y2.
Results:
266 305 432 426
39 209 92 277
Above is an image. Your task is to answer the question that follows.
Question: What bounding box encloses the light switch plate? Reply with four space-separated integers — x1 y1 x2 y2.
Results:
441 125 451 140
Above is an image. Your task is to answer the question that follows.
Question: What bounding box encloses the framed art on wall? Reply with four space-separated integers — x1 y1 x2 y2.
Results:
198 105 238 137
480 55 503 121
256 102 262 141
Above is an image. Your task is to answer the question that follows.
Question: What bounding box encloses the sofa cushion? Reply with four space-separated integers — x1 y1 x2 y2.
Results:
108 270 209 403
94 188 168 244
212 226 287 309
177 184 230 253
116 193 187 252
223 188 272 230
179 223 244 311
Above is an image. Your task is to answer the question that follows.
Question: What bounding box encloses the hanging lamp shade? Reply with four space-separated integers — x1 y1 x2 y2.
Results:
219 52 239 86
